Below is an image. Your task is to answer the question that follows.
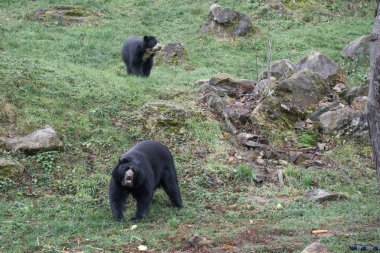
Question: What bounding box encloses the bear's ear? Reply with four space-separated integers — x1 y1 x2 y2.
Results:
143 36 149 42
119 157 129 164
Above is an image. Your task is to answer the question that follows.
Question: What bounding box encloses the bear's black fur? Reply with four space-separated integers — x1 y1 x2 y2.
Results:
109 140 183 221
121 36 161 77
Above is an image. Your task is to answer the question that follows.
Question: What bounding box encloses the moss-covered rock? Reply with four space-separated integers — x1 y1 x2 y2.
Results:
156 43 188 65
0 159 24 181
144 102 193 133
259 59 296 81
200 4 258 38
25 5 105 26
250 69 332 129
341 35 370 62
297 51 347 85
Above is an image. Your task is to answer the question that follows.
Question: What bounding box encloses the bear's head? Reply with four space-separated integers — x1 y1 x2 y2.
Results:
143 36 162 54
113 155 145 188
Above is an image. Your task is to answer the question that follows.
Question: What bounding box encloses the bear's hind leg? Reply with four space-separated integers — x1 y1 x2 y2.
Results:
162 170 183 208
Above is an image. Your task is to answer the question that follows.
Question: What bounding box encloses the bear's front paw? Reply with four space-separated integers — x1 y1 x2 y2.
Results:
130 215 143 221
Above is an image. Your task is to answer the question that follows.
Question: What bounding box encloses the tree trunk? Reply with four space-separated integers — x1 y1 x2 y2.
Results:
367 0 380 189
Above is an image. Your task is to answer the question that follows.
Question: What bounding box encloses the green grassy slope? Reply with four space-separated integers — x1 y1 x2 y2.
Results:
0 0 379 252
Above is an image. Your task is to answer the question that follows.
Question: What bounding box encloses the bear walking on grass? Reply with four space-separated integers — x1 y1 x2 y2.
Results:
121 36 162 77
109 140 183 221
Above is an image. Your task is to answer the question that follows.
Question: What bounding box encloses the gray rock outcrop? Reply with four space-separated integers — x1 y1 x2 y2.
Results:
250 69 333 129
297 51 347 85
341 35 370 61
156 42 188 65
200 4 255 37
0 125 63 153
259 59 296 81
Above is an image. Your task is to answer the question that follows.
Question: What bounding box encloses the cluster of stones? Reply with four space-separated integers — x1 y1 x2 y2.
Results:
199 49 370 143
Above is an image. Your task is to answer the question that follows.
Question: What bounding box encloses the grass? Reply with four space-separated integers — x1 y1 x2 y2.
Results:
0 0 379 252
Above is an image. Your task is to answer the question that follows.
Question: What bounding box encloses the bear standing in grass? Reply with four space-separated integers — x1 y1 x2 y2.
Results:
121 36 162 77
109 140 183 221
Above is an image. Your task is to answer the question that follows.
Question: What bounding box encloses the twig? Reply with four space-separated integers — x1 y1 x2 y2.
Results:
267 39 272 79
222 112 237 134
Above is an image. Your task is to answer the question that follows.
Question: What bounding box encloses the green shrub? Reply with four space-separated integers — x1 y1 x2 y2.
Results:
234 164 256 183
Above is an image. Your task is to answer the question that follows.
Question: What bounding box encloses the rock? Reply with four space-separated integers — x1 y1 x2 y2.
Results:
345 81 369 104
306 189 347 202
156 42 188 65
341 35 370 61
259 59 296 81
317 142 327 151
351 96 368 111
309 102 343 121
252 77 277 99
25 5 105 26
245 195 271 204
207 73 255 97
0 125 63 153
332 82 348 95
250 69 333 129
319 106 356 134
189 235 213 248
256 158 266 165
144 102 192 132
289 151 303 163
278 160 288 165
205 174 224 188
0 103 17 123
0 159 24 180
297 51 347 86
196 79 210 86
206 95 231 115
236 133 268 147
200 4 255 37
318 106 369 141
301 242 332 253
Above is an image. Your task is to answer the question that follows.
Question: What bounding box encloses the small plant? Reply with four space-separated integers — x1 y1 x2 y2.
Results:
297 130 318 147
233 164 256 183
167 218 180 228
35 151 60 173
284 165 314 188
0 178 16 191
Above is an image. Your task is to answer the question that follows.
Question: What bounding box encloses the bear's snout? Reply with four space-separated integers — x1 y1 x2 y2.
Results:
153 43 162 52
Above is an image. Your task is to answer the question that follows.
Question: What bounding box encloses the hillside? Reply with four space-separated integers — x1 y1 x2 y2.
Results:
0 1 379 252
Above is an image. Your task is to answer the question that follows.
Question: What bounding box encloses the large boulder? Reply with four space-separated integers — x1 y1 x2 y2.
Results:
345 80 369 104
252 77 277 99
0 125 63 153
318 106 369 141
200 4 255 37
156 42 188 65
250 69 333 129
144 102 192 132
199 73 255 125
0 159 25 181
201 73 255 98
259 59 296 81
297 51 347 85
341 35 370 61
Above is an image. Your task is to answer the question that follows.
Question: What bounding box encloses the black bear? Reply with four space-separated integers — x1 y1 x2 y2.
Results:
121 36 162 77
109 140 183 221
